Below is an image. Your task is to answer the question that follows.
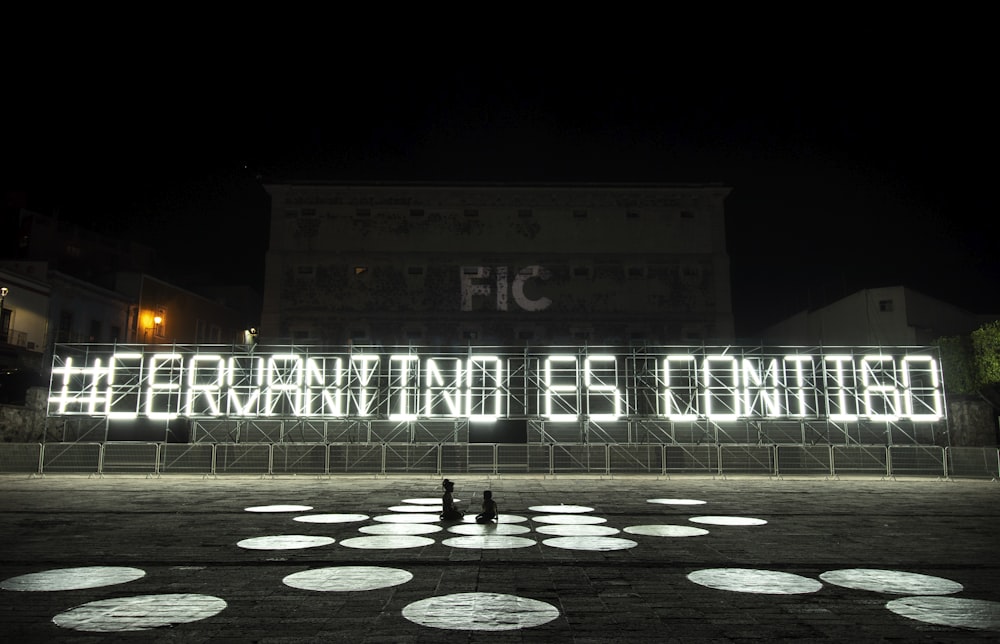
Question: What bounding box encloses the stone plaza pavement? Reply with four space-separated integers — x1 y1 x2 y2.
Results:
0 473 997 643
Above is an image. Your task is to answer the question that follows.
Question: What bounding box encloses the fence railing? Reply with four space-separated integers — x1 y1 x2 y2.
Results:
1 443 997 479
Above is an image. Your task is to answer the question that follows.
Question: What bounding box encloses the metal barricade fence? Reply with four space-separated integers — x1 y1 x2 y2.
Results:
41 442 102 474
946 446 1000 480
719 445 775 476
0 443 42 474
888 446 946 478
2 443 998 479
101 442 160 475
831 445 889 478
775 444 832 477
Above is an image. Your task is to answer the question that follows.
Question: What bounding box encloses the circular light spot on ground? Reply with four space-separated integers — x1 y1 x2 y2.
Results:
687 568 822 594
448 523 531 536
624 525 709 537
647 498 707 505
532 514 607 525
283 566 413 592
461 514 528 524
2 566 146 592
360 523 442 535
402 592 559 631
52 594 226 632
237 535 334 550
528 505 594 513
389 505 443 513
372 513 440 523
886 596 1000 631
689 516 767 526
244 505 313 513
339 535 435 549
542 536 637 551
403 498 461 505
820 569 963 595
441 535 537 549
293 513 369 524
535 525 620 537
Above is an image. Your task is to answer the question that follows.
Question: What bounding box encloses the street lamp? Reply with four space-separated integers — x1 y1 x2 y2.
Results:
0 287 8 343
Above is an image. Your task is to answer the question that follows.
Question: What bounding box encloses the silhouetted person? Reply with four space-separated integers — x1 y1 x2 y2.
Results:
475 490 498 524
440 479 463 521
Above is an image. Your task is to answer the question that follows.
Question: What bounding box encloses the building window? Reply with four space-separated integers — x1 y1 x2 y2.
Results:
409 209 425 218
354 266 368 275
355 208 371 218
626 211 639 219
879 299 894 312
573 209 588 219
296 265 315 279
464 209 479 217
407 266 425 276
518 209 533 218
626 265 646 279
572 266 593 278
680 210 694 219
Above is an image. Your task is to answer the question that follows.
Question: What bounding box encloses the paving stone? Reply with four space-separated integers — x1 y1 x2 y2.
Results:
0 474 997 642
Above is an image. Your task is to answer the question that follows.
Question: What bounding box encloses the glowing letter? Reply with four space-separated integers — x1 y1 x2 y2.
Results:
662 355 699 420
145 354 183 419
703 355 740 420
185 354 225 417
901 355 942 421
585 355 620 420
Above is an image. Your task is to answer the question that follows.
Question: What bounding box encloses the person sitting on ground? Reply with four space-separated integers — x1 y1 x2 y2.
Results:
475 490 498 524
440 479 463 521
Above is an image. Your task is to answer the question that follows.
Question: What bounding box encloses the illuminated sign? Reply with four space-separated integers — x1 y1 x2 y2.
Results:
47 345 944 423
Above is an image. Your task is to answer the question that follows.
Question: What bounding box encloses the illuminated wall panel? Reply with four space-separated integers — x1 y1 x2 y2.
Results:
48 344 945 425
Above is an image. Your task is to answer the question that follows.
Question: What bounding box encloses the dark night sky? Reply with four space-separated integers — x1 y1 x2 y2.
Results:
4 30 996 339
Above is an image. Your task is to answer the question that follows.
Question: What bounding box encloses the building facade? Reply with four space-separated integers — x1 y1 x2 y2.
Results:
758 286 993 346
261 182 734 345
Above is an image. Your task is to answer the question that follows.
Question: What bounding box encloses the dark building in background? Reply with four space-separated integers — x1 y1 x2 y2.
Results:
261 182 734 345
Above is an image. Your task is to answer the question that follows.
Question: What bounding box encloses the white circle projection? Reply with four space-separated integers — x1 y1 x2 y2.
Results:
461 514 528 524
535 525 620 537
528 505 594 513
402 592 559 631
2 566 146 592
293 513 369 524
237 535 335 550
389 505 443 513
52 594 227 632
647 498 707 505
543 536 638 551
687 568 822 594
244 505 313 513
283 566 413 592
360 523 442 535
624 525 709 537
886 596 1000 631
532 514 607 525
689 516 767 526
373 513 440 523
819 569 964 595
403 498 461 505
339 535 435 549
448 523 531 536
441 535 537 549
